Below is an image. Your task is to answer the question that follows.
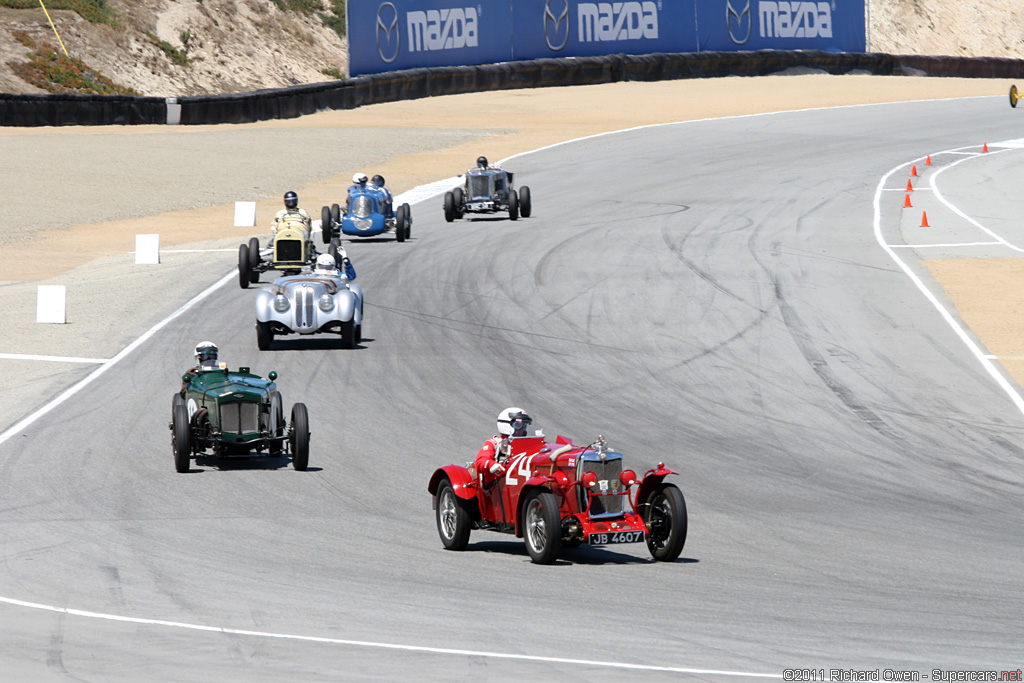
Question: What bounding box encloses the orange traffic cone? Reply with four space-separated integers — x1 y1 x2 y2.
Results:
925 155 932 166
911 164 918 177
921 211 930 227
983 143 989 153
906 179 914 192
904 194 912 208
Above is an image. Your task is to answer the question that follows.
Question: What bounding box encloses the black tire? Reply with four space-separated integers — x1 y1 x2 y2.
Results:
237 244 250 289
321 205 333 243
290 403 309 471
355 298 363 344
508 189 519 221
1011 84 1019 108
452 187 464 218
172 403 191 473
248 237 260 270
644 483 688 562
329 241 341 267
256 320 273 351
519 186 531 218
402 202 412 238
172 392 184 411
523 490 560 564
268 390 285 455
340 319 356 349
436 479 472 550
444 191 455 222
331 203 341 225
395 204 406 243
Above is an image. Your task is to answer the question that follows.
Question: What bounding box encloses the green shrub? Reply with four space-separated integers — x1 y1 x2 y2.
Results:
0 0 117 25
145 30 192 67
8 37 136 94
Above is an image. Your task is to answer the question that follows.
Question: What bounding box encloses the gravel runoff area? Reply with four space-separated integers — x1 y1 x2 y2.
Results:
0 73 1016 435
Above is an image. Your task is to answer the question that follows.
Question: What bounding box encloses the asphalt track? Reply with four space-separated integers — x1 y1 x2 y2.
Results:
1 97 1023 681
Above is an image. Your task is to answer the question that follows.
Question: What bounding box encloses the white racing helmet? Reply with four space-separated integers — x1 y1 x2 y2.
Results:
195 340 218 365
497 407 532 437
352 172 368 185
315 252 338 272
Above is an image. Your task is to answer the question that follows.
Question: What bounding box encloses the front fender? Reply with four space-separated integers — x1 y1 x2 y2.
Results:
634 467 677 517
515 482 559 537
428 465 476 501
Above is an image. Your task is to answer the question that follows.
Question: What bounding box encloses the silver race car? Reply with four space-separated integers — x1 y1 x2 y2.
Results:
254 253 363 350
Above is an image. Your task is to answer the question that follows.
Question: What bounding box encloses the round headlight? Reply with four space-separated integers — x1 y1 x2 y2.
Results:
619 469 638 487
273 294 290 312
318 294 335 312
580 471 598 489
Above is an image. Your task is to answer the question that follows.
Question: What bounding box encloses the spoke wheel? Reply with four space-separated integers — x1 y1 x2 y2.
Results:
644 483 687 562
436 479 471 550
523 490 560 564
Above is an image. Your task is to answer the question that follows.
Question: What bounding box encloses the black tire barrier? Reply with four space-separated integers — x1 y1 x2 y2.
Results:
4 50 1024 127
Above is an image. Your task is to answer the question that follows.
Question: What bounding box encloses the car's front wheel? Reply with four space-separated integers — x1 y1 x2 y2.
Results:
256 321 273 351
508 189 519 221
290 403 309 471
519 186 531 218
247 237 261 282
237 244 250 289
452 187 464 218
172 403 191 473
644 483 687 562
340 319 356 349
321 205 333 243
436 479 472 550
401 202 412 239
268 390 284 455
395 204 407 243
523 490 560 564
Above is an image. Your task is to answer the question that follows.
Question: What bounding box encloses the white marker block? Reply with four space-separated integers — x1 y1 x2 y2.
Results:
234 201 257 227
135 234 160 264
37 285 66 324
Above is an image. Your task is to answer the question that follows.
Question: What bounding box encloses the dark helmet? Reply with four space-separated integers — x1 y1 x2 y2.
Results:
284 191 298 209
477 156 488 168
371 174 385 187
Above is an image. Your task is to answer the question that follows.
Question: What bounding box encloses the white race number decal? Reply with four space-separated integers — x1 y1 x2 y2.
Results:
504 453 535 486
187 398 198 420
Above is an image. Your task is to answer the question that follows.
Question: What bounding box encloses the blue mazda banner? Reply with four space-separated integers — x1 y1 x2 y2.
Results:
696 0 866 52
510 0 698 62
349 1 513 76
348 0 866 76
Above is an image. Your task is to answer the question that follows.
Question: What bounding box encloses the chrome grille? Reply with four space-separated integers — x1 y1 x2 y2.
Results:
352 196 373 218
220 401 259 435
294 286 314 330
469 175 490 199
580 454 624 516
276 239 302 262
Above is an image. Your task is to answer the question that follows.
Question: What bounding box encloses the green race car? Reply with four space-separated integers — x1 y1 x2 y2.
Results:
170 365 309 473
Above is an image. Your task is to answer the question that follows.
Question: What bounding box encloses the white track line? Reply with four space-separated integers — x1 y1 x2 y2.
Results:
889 242 1002 249
874 143 1024 416
0 270 236 449
0 353 109 364
0 595 779 678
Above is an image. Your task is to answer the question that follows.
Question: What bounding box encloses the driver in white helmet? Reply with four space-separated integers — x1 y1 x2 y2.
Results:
272 190 311 236
180 341 221 395
346 172 369 210
313 251 356 280
474 407 533 476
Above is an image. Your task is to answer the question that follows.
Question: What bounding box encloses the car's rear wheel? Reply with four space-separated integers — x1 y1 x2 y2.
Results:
355 298 363 344
237 244 250 289
402 202 412 238
248 237 261 272
452 187 464 218
444 191 455 222
523 490 560 564
321 205 333 243
436 479 472 551
172 403 191 473
508 189 519 221
290 403 309 471
644 483 687 562
256 321 273 351
395 205 407 243
519 186 532 218
268 390 284 455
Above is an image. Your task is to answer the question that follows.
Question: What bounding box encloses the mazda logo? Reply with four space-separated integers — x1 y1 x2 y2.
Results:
544 0 569 52
726 0 751 45
377 2 400 64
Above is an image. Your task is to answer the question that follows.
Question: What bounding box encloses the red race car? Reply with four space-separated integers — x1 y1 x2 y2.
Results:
428 434 687 564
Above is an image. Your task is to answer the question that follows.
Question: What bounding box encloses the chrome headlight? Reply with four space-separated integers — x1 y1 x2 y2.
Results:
273 294 290 312
318 294 335 312
354 218 372 230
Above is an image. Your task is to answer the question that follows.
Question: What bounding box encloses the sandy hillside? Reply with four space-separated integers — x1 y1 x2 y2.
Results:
0 0 1022 97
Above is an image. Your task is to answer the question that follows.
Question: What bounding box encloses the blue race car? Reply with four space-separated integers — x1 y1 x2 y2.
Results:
322 188 411 243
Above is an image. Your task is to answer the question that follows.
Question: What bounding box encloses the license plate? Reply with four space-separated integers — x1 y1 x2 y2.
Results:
468 202 490 210
588 530 644 545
